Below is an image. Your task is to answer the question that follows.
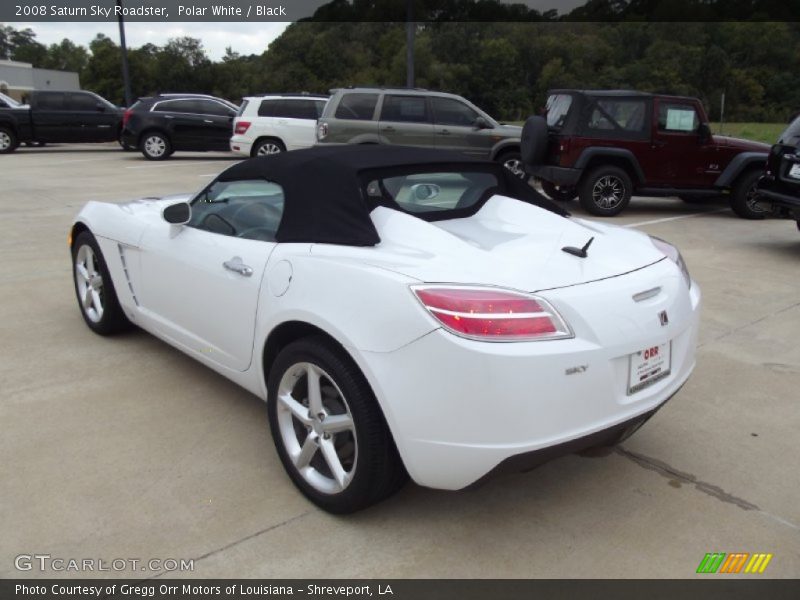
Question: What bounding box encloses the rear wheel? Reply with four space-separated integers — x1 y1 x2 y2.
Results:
71 231 131 335
140 132 172 160
579 166 632 216
541 180 577 202
730 170 767 220
253 138 285 157
0 127 18 153
267 336 407 513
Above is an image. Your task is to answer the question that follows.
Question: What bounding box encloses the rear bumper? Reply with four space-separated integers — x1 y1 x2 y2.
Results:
120 129 137 148
354 261 702 490
528 165 582 187
230 135 253 156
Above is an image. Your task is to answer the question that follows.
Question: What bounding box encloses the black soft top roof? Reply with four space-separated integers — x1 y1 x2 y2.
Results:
216 145 566 246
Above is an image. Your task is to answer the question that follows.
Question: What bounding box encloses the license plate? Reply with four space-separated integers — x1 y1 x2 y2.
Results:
789 163 800 179
627 341 672 395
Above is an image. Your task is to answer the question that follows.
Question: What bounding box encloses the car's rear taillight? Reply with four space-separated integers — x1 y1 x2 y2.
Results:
122 108 133 127
234 121 251 135
412 286 572 342
317 122 328 141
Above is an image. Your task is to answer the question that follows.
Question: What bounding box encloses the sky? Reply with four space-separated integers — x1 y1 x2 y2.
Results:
13 22 291 60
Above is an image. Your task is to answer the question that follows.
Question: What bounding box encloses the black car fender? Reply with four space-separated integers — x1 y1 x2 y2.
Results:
574 147 646 183
714 152 768 188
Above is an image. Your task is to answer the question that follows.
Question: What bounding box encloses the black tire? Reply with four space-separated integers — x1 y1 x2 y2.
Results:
579 165 633 216
267 336 407 513
496 149 526 179
0 126 18 154
520 115 548 167
71 231 132 335
140 131 172 161
541 180 578 202
252 138 285 157
730 169 767 220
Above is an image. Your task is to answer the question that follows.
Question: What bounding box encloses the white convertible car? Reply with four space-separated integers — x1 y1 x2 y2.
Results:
70 145 701 513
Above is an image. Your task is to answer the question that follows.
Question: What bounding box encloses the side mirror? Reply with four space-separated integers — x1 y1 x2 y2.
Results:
698 122 711 143
163 202 191 225
474 116 492 130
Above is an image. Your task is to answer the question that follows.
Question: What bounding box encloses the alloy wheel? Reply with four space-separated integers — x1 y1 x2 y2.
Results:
503 157 525 178
276 362 357 494
257 142 283 156
144 135 166 158
74 245 105 323
744 183 766 214
0 131 11 150
592 175 625 209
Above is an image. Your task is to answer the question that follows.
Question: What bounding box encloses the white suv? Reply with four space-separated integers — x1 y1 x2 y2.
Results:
231 94 328 157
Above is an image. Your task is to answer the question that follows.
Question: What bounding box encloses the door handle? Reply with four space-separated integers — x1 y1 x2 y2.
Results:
381 126 396 133
203 119 214 124
439 129 451 135
164 115 174 119
223 257 253 277
652 140 667 148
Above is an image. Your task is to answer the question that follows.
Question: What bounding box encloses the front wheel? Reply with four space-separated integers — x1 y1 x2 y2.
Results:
541 180 578 202
71 231 131 335
140 132 172 160
579 166 633 216
497 150 527 180
267 336 407 513
730 170 767 220
0 127 18 154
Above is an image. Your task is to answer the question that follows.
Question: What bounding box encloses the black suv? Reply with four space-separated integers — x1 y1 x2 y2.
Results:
121 94 238 160
755 115 800 232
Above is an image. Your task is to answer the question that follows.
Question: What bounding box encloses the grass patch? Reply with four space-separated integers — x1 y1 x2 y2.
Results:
709 123 783 144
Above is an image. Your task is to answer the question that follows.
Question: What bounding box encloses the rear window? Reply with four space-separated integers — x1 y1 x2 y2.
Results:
335 93 379 120
36 92 65 110
546 94 573 129
778 116 800 146
588 98 647 133
260 99 323 119
363 170 501 217
380 95 429 123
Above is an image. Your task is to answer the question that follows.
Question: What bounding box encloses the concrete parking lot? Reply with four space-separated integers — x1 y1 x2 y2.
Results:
1 144 798 579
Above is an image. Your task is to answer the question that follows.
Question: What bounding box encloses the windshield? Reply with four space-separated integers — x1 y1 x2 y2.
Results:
778 116 800 147
546 94 573 129
0 92 23 108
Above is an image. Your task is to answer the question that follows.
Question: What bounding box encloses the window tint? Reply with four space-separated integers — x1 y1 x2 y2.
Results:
588 99 647 132
66 93 99 111
381 95 429 124
36 93 65 110
431 97 479 127
364 171 500 214
778 116 800 146
334 93 378 120
546 94 573 129
258 100 277 117
195 99 234 116
658 103 699 133
189 179 284 242
266 99 322 120
153 99 196 113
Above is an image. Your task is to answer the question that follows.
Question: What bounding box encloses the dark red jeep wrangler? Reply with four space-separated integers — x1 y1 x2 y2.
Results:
522 90 769 218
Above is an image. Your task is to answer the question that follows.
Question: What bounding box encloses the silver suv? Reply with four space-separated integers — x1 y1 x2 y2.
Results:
316 87 524 176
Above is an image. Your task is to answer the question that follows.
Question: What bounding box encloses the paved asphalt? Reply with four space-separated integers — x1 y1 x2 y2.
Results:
1 144 798 579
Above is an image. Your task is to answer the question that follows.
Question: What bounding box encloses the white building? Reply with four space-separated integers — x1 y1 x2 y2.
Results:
0 59 81 101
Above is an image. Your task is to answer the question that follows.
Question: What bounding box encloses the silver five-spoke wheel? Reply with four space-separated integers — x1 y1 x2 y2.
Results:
0 130 12 152
276 362 357 494
257 142 283 156
74 244 105 323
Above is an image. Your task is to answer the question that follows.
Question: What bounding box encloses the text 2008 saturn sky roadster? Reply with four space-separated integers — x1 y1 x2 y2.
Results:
70 145 700 513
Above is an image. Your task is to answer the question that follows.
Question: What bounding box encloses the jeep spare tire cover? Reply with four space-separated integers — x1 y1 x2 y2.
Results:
521 116 548 166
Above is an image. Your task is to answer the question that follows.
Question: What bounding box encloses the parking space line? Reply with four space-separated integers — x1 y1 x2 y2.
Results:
624 208 729 228
126 161 229 170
